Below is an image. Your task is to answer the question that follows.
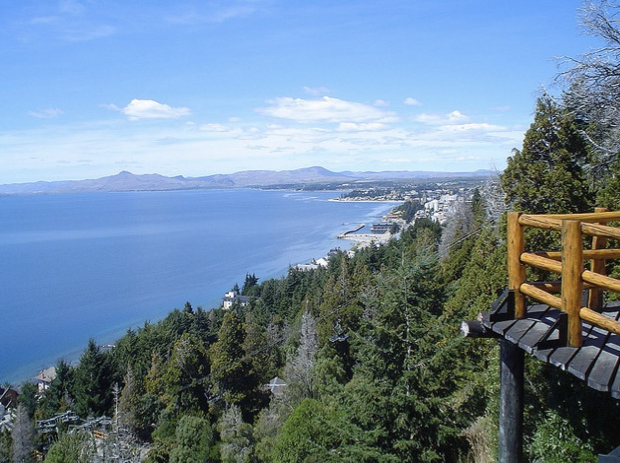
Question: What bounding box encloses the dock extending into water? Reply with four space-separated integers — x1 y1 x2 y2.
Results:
337 223 365 238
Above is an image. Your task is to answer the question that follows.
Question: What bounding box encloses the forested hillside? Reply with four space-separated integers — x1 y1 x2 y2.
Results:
8 2 620 462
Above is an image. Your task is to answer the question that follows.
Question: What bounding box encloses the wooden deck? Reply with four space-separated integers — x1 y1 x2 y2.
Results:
481 291 620 398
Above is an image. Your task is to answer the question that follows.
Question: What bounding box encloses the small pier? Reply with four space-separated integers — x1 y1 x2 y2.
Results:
337 223 365 238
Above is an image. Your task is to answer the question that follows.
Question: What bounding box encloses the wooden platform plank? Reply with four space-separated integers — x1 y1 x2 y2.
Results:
588 311 620 392
519 323 556 354
548 346 580 370
478 297 620 398
488 319 519 337
504 320 537 345
587 347 620 392
519 307 561 353
610 368 620 399
567 326 610 381
567 346 604 381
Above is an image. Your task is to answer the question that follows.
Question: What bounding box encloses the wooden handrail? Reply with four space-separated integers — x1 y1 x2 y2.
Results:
518 213 620 240
520 253 562 274
534 249 620 260
508 210 620 347
524 210 620 222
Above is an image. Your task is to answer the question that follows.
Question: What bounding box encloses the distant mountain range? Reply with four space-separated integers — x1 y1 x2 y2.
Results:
0 166 496 195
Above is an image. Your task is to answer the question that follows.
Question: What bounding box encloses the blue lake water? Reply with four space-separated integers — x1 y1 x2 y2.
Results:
0 189 394 383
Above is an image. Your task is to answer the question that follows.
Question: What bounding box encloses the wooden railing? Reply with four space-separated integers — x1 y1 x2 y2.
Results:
508 208 620 347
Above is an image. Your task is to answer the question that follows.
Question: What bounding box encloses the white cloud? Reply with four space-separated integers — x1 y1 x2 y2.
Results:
29 108 63 118
404 97 422 106
414 110 470 125
374 99 389 107
200 123 234 132
119 99 191 120
337 122 388 132
256 96 398 124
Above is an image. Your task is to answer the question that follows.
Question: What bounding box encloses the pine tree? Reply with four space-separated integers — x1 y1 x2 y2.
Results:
501 95 592 214
210 311 251 408
74 339 113 417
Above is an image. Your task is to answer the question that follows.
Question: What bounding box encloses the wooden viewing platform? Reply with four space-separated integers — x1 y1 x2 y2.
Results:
463 208 620 463
477 291 620 398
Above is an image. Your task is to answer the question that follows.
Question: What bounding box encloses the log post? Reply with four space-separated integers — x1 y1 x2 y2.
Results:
562 220 584 347
589 207 608 312
508 212 526 319
499 338 524 463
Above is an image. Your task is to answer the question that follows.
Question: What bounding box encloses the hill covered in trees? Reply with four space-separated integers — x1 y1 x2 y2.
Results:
8 2 620 462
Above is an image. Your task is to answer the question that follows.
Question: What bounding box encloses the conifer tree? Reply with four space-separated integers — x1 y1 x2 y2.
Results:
210 311 251 408
74 339 113 417
501 94 592 214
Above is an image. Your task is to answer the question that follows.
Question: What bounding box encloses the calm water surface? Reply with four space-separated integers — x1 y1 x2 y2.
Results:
0 189 393 383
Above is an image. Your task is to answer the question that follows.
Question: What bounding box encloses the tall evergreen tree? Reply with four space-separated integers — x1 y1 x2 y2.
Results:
501 95 592 214
210 311 251 408
73 339 113 417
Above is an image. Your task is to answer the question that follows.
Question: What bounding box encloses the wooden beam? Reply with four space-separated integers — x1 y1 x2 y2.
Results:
533 210 620 222
460 320 500 338
580 307 620 336
582 270 620 293
562 220 584 348
535 249 620 261
499 339 524 463
520 253 562 274
519 283 562 310
518 214 562 231
508 212 526 319
590 207 609 312
582 222 620 241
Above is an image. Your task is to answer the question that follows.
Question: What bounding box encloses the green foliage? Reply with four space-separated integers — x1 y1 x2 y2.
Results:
210 311 255 412
0 429 10 463
393 200 422 223
169 415 216 463
37 359 75 419
43 432 92 463
17 383 38 419
528 410 595 463
74 339 116 417
242 273 260 297
270 399 331 463
501 94 593 215
219 405 254 463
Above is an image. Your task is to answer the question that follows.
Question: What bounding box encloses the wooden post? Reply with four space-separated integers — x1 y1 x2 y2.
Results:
508 212 526 319
589 207 608 312
499 338 524 463
562 220 584 347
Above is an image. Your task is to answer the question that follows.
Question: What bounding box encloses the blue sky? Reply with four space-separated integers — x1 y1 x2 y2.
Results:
0 0 596 183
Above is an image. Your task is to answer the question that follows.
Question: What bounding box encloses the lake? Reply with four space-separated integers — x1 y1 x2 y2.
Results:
0 189 394 383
